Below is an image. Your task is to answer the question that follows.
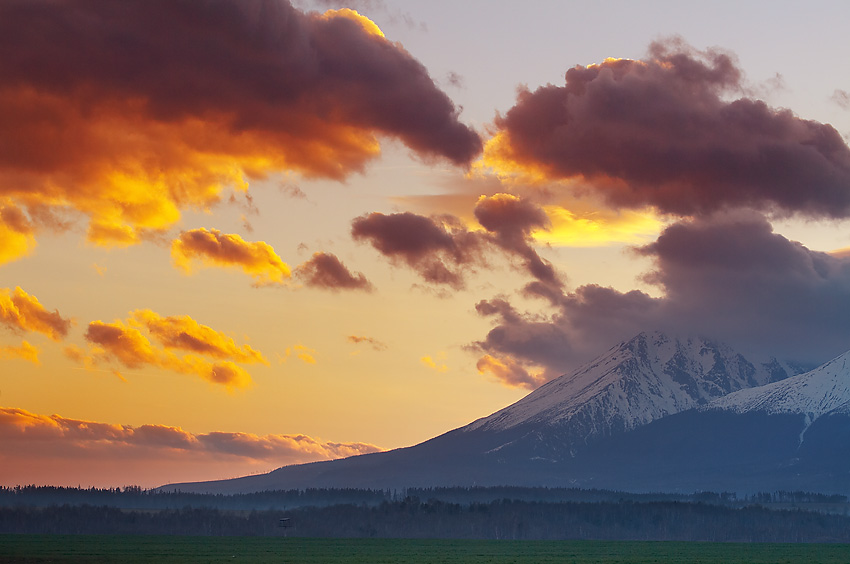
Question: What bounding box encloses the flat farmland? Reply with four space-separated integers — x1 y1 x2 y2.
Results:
2 535 850 563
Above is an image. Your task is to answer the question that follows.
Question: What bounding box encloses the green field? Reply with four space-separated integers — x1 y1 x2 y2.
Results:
2 535 850 563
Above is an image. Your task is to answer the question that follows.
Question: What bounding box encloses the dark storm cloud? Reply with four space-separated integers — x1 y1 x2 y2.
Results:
635 211 850 360
0 0 480 168
488 39 850 218
0 0 480 247
294 252 374 292
474 212 850 381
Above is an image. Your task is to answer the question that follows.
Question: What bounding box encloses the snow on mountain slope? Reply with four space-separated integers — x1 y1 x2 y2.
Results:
707 350 850 419
465 331 800 448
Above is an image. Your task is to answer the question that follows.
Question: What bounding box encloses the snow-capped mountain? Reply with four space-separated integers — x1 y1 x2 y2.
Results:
161 331 816 495
707 350 850 419
463 331 800 457
569 349 850 494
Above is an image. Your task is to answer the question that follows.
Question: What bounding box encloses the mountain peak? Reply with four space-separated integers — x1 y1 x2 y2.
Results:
707 349 850 420
464 331 800 454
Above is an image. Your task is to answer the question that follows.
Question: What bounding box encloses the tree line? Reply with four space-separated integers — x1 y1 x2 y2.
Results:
2 485 845 511
3 498 850 541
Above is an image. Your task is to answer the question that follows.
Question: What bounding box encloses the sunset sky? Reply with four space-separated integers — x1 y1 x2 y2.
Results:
3 0 850 489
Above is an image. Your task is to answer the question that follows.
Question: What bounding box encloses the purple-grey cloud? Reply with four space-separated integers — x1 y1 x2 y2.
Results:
488 39 850 218
295 252 374 292
351 211 486 289
352 195 564 294
474 211 850 381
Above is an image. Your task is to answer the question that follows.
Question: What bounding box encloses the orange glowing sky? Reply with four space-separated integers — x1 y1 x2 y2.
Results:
2 0 850 488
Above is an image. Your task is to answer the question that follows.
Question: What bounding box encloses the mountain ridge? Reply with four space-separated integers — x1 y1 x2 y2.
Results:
462 331 801 457
160 331 838 495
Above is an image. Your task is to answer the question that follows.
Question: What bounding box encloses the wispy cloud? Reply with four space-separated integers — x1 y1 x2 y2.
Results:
0 341 39 365
347 335 387 351
0 407 383 487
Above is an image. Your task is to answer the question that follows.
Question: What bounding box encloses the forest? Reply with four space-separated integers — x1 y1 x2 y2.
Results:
2 486 850 541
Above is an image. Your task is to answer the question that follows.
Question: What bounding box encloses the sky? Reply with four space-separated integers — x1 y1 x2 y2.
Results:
2 0 850 489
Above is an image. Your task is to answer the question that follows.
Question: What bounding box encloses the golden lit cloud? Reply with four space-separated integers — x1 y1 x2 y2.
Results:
476 354 546 390
0 287 71 341
0 200 36 266
831 247 850 259
319 8 385 37
0 406 382 464
0 341 39 364
0 1 480 253
132 309 267 365
476 130 555 185
79 311 263 389
85 320 159 369
171 229 291 286
283 344 317 365
534 205 664 247
420 353 448 373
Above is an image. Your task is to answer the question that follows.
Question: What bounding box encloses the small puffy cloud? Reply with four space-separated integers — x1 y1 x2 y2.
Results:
132 309 266 365
347 335 387 351
294 252 374 292
85 320 158 369
474 193 549 241
484 39 850 219
0 407 383 486
476 354 546 390
0 287 71 341
352 211 486 289
0 341 39 364
79 310 263 389
172 228 290 286
0 0 480 248
420 353 448 373
281 344 317 365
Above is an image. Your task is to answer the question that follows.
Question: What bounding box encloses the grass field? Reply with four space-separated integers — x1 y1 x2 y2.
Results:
3 535 850 563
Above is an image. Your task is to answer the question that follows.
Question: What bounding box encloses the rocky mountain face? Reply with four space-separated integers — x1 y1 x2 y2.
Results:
161 332 846 495
461 331 801 459
572 350 850 494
